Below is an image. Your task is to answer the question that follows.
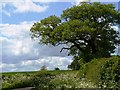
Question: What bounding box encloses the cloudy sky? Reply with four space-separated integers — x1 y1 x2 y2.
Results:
0 0 120 72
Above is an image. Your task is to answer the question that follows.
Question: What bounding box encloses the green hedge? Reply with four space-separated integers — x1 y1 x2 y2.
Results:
79 56 120 88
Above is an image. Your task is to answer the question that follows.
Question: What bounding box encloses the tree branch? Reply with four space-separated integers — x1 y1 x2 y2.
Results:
60 47 70 52
68 40 85 52
55 41 69 46
60 45 75 52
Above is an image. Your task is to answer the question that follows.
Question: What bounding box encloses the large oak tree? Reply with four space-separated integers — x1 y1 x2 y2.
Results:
30 2 120 62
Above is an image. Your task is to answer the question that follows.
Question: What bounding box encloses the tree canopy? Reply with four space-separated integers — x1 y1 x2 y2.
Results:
30 2 120 61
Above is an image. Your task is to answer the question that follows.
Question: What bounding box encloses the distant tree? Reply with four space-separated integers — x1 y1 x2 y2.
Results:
41 65 47 71
54 67 60 70
68 60 80 70
68 57 85 70
30 2 120 62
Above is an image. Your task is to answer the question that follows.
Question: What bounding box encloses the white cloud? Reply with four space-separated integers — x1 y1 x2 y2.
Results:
1 21 69 72
12 1 49 13
21 60 34 66
1 56 72 72
1 0 119 16
1 23 67 65
1 0 49 16
0 22 32 38
2 0 120 2
91 0 119 2
0 63 16 72
1 0 60 2
72 0 120 5
0 63 15 68
8 40 31 55
0 22 37 56
19 56 72 68
75 0 91 5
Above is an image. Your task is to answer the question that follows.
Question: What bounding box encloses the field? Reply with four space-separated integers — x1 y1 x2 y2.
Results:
1 70 96 90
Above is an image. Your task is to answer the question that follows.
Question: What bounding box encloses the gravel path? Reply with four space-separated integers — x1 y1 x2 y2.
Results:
12 87 34 90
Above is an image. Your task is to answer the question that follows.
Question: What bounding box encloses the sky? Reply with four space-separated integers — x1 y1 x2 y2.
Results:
0 0 120 72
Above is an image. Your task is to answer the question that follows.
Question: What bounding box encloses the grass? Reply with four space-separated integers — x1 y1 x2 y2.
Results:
2 71 38 75
2 72 34 90
1 70 77 89
1 70 96 90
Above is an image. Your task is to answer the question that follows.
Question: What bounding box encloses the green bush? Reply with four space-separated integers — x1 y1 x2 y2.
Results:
2 73 33 90
68 58 85 70
79 56 120 88
31 71 54 89
54 67 60 70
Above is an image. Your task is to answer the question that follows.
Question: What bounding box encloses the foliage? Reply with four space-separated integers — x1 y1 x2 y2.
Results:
79 56 120 89
54 67 60 70
2 70 96 89
98 57 120 88
30 2 120 61
31 71 53 89
68 57 85 70
2 73 34 90
40 65 47 71
49 71 96 88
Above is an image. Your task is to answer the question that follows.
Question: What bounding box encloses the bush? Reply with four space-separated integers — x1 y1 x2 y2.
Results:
98 57 120 88
54 67 60 70
79 56 120 88
2 73 33 90
40 65 47 71
31 71 54 89
68 58 85 70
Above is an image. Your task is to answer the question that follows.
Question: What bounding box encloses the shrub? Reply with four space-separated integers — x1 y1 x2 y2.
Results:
31 71 54 89
40 65 47 71
98 57 120 88
79 56 120 88
68 58 85 70
54 67 60 70
2 73 33 90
